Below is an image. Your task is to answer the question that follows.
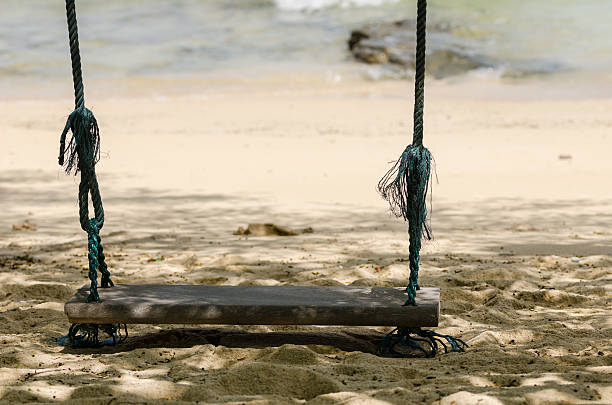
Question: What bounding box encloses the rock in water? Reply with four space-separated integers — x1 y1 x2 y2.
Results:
348 19 489 78
234 224 298 236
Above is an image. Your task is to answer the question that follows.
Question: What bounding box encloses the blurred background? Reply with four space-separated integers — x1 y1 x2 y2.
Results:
1 0 611 98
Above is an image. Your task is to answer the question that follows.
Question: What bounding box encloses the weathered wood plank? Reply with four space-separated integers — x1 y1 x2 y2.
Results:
65 284 439 327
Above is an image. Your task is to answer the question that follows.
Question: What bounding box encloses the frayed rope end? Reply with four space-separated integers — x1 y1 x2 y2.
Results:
377 144 433 240
58 106 101 175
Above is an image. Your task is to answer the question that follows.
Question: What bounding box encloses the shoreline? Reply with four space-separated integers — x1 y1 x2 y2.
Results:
3 66 612 104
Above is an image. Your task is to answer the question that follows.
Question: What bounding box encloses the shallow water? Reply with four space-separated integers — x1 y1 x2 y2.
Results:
0 0 610 86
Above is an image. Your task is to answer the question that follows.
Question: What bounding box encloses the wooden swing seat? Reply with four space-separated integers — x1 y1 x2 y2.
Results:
65 284 439 327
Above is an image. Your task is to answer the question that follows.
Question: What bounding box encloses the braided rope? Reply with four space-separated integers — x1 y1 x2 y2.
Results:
404 0 428 305
59 0 112 303
78 168 104 231
97 231 113 288
377 0 431 306
403 144 431 304
412 0 427 147
87 219 100 302
65 323 128 347
379 327 467 358
65 0 85 109
377 1 465 354
86 218 112 302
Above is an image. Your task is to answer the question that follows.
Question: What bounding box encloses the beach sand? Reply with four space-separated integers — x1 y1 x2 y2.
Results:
0 77 611 404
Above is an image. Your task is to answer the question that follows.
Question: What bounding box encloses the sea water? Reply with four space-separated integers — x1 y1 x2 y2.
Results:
0 0 610 91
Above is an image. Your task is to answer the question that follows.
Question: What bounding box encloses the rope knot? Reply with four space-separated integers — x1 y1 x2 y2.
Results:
58 106 100 175
379 327 467 357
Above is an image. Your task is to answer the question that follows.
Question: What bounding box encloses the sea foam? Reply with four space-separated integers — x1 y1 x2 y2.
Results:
275 0 398 12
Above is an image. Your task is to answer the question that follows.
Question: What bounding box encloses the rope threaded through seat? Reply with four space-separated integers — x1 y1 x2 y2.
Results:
379 327 467 358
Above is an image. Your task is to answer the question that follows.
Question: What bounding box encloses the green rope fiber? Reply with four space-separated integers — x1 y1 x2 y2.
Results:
379 327 467 358
58 0 111 303
378 0 431 306
376 0 467 358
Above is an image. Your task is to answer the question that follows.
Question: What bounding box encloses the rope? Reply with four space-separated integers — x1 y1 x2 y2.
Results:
412 0 427 147
376 1 465 356
59 0 112 303
379 327 467 358
87 219 113 302
377 0 431 306
65 0 85 109
60 323 128 347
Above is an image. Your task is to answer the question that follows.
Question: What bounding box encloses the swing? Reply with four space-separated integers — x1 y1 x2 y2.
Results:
59 0 465 357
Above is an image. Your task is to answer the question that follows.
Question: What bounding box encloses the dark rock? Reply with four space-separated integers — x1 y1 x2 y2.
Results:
348 19 567 79
426 50 482 78
348 30 369 51
351 39 389 64
348 19 490 78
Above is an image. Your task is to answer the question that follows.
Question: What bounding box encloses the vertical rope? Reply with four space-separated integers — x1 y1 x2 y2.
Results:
377 0 431 306
65 0 85 109
59 0 111 303
378 1 466 355
87 219 100 302
412 0 426 147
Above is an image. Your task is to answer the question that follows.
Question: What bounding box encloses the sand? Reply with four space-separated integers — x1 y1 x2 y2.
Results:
0 76 611 404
